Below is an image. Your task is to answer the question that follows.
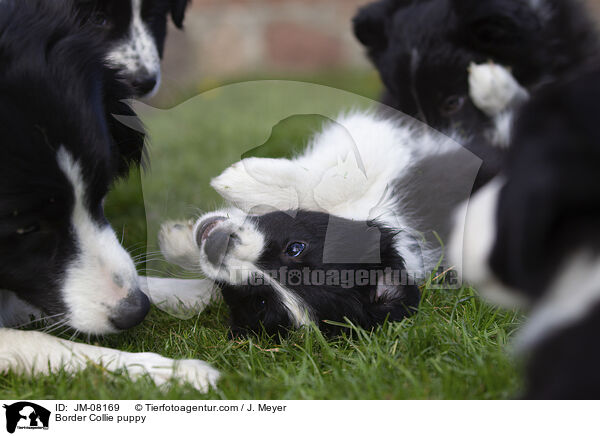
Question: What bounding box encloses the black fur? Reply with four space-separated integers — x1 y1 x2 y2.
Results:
353 0 598 186
213 211 420 337
0 0 145 319
479 68 600 398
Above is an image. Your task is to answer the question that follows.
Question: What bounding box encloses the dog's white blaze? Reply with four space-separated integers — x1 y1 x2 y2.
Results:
106 0 161 97
259 271 313 327
57 147 139 334
516 254 600 351
448 178 527 308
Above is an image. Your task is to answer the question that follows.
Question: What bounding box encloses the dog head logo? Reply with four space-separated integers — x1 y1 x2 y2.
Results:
3 402 50 434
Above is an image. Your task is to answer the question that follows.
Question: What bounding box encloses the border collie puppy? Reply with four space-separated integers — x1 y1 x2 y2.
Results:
353 0 598 182
0 0 218 391
75 0 191 97
449 67 600 399
159 112 483 336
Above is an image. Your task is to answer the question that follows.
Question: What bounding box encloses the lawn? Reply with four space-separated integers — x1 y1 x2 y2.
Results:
0 71 525 400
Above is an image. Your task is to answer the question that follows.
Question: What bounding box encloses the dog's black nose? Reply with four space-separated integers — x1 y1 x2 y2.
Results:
196 217 232 266
131 76 157 96
109 288 150 330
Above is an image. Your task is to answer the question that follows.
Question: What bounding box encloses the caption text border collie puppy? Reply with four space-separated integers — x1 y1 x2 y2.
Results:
159 111 486 336
76 0 191 97
449 66 600 399
353 0 598 186
0 0 218 392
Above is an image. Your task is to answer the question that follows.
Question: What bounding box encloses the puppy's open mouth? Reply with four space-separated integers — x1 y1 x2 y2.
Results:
197 217 227 244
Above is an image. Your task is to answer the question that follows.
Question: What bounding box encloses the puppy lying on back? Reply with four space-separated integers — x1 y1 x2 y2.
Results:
160 113 482 336
449 67 600 399
353 0 598 184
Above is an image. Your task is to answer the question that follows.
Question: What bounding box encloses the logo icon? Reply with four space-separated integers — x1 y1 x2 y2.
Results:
3 402 50 434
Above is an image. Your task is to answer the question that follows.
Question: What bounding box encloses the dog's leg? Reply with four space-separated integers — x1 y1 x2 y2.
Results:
210 158 317 213
0 329 220 392
469 63 530 147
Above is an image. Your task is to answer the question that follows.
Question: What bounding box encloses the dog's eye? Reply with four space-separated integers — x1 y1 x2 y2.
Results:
16 224 40 236
440 95 466 116
285 242 306 258
89 12 110 28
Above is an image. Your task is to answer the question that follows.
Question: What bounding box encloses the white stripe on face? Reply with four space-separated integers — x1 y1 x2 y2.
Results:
56 147 140 334
105 0 161 96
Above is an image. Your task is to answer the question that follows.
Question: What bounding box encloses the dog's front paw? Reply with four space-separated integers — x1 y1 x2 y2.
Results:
158 220 198 270
211 158 310 212
469 62 528 116
122 352 220 393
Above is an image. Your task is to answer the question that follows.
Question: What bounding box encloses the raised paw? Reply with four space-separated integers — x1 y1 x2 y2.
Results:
211 158 309 212
158 220 198 270
469 62 529 116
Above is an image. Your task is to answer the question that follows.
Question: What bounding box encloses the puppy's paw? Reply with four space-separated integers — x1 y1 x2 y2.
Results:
121 352 220 393
469 62 528 116
211 158 309 212
158 220 199 270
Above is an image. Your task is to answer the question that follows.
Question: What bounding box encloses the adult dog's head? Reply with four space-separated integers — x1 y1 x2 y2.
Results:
0 0 149 334
353 0 597 132
161 207 421 336
75 0 191 97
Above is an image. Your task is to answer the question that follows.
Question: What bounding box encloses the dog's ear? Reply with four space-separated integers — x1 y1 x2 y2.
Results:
352 0 399 52
170 0 190 28
452 0 541 47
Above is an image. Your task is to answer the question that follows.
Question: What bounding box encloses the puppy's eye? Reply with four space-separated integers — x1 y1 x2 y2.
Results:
89 12 110 28
440 95 466 116
285 242 306 258
16 224 40 235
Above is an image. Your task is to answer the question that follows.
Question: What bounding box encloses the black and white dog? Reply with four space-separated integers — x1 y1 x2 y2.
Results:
353 0 598 185
449 66 600 399
75 0 190 97
0 0 218 391
159 109 485 336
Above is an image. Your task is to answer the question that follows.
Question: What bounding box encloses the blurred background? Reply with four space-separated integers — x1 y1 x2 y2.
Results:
153 0 600 106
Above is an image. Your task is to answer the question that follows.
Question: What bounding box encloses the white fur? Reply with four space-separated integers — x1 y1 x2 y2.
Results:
516 254 600 351
56 147 139 334
468 63 530 147
106 0 161 97
448 178 528 308
0 329 219 392
140 276 219 319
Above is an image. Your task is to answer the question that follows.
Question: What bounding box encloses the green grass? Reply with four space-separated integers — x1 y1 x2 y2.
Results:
0 71 525 399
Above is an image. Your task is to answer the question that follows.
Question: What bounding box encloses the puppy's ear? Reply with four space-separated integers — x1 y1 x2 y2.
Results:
452 0 540 47
352 0 397 52
170 0 190 28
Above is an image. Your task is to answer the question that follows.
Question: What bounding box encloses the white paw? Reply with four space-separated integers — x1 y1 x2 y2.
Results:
122 352 220 393
140 277 219 319
158 220 199 270
211 158 309 212
469 62 528 116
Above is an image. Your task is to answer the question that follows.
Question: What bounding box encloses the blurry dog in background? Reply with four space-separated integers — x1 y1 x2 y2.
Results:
353 0 598 185
450 66 600 399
